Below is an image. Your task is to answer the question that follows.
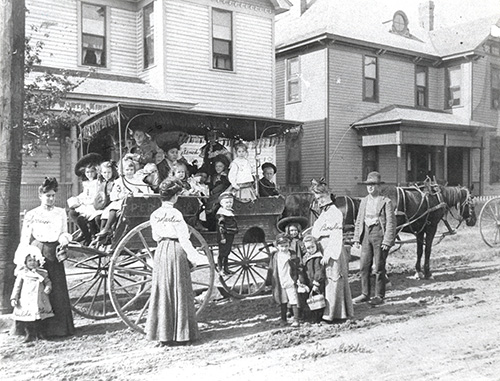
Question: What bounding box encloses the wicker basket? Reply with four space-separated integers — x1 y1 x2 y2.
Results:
306 292 326 310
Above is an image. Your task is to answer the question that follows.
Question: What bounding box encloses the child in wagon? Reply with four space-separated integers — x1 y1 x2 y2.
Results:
228 142 257 202
11 245 54 343
216 192 238 275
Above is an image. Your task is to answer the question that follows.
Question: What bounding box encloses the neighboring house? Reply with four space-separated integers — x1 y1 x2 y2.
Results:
22 0 292 211
275 0 500 196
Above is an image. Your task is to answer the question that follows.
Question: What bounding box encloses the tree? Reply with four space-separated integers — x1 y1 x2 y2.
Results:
0 0 25 314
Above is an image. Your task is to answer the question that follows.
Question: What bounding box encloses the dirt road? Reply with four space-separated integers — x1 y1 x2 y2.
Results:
2 226 500 381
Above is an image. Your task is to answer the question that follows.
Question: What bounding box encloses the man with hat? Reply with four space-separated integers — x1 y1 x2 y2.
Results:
352 171 396 306
216 192 238 275
258 162 280 197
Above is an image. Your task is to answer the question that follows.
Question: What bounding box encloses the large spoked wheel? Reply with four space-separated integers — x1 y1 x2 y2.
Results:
218 243 271 299
108 221 215 334
479 197 500 247
65 245 115 319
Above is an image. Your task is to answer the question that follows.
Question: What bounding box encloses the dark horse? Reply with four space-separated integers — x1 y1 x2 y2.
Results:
283 182 476 279
382 182 476 279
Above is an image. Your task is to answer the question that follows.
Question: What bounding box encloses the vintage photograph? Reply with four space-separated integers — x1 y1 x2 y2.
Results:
0 0 499 379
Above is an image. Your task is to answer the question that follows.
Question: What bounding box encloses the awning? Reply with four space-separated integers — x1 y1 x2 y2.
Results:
78 103 303 148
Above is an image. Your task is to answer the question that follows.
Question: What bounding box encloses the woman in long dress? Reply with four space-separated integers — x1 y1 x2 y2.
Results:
146 178 204 346
16 177 74 337
310 180 353 322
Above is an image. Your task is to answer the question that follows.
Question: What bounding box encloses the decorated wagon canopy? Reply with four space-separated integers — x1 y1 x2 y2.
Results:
78 103 303 148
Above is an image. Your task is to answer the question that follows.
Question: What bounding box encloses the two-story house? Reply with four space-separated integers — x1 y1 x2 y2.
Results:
22 0 292 210
275 0 500 196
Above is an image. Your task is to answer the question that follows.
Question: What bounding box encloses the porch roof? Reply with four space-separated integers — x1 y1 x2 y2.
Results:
351 105 495 132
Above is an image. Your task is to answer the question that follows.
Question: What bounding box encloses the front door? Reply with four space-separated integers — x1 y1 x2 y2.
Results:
406 145 435 184
447 147 464 186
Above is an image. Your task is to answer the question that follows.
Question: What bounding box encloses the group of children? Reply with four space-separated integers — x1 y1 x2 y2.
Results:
269 218 327 327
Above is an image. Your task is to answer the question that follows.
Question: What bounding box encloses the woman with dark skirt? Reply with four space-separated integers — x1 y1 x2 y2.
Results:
146 178 205 346
15 177 74 338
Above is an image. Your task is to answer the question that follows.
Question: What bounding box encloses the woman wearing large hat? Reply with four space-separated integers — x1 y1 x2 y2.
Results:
155 133 195 184
309 179 353 322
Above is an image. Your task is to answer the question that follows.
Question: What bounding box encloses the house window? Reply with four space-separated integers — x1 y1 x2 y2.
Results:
362 147 378 181
492 66 500 109
363 56 378 102
286 57 301 103
81 3 106 67
490 138 500 184
416 65 428 107
143 2 154 68
286 134 301 185
212 8 233 71
446 65 461 108
392 11 409 36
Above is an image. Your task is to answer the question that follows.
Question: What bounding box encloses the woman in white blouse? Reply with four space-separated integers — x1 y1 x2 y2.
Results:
146 178 204 346
17 177 74 337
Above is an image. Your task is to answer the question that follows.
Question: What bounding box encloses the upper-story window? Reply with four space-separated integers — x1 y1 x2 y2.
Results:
363 55 378 102
143 3 154 68
81 3 106 67
415 65 428 107
446 65 461 108
212 8 233 71
492 66 500 109
392 11 409 36
286 57 301 103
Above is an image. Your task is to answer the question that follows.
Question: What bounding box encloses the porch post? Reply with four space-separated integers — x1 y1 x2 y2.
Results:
396 131 402 186
443 134 448 183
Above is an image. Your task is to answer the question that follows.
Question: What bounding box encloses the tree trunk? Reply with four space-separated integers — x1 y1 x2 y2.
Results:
0 0 25 314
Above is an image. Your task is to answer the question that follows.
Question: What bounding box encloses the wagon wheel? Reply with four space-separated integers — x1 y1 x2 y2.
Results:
218 243 271 299
65 244 115 319
479 197 500 247
108 221 215 334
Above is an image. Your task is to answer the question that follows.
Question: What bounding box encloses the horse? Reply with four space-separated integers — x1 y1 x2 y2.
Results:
383 181 476 279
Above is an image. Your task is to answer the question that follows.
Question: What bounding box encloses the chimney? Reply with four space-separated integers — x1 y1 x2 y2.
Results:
419 1 435 31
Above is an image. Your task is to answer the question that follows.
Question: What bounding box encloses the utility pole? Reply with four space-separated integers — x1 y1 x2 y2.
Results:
0 0 25 313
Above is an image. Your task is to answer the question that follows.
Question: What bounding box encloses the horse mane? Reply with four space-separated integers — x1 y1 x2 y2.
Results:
437 185 467 208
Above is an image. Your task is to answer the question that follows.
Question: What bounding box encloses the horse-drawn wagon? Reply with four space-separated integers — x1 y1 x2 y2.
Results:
65 103 302 333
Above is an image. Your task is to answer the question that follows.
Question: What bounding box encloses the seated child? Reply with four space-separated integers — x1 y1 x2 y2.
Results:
11 245 54 342
173 162 192 195
301 235 326 324
258 162 280 197
269 234 301 327
92 161 118 243
228 142 256 202
68 159 101 246
206 155 231 231
95 159 151 241
216 193 238 275
123 128 159 169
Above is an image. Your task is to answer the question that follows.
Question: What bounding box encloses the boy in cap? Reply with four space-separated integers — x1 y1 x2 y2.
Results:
216 192 238 275
258 162 279 197
352 171 396 305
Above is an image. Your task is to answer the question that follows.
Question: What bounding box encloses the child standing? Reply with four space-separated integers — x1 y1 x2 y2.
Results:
269 234 301 327
146 178 205 346
228 142 256 201
216 193 238 275
301 235 326 323
11 245 54 343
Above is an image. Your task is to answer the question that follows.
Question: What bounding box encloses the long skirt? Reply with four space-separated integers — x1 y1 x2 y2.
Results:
322 247 354 321
12 240 75 337
146 239 199 343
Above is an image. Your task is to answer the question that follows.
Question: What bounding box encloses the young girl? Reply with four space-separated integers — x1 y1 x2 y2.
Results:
228 142 256 201
206 155 231 231
269 234 301 327
68 154 102 246
146 178 205 346
96 159 151 240
124 128 159 169
92 161 118 243
11 245 54 343
173 162 192 194
301 235 326 323
277 216 309 261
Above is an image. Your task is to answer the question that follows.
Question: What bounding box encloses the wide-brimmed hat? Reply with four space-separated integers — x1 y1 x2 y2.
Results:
74 153 103 177
212 154 230 169
277 215 310 233
363 171 385 185
156 135 180 154
261 162 277 174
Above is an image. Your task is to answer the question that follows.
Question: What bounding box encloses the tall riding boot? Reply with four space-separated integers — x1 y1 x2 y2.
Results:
23 322 36 343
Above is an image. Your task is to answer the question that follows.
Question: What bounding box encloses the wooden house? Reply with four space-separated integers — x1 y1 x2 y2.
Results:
275 0 500 196
23 0 292 211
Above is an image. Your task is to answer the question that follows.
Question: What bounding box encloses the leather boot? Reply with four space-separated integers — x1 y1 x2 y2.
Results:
36 320 47 340
23 322 36 343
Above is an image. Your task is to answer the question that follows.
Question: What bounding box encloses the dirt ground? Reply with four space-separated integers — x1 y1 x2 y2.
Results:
2 224 500 381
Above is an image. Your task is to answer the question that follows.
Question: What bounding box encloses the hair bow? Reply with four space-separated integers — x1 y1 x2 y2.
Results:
310 177 327 186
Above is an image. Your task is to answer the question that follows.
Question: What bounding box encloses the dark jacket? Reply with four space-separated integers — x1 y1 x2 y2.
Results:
216 213 238 242
302 252 325 293
258 178 279 197
353 195 396 247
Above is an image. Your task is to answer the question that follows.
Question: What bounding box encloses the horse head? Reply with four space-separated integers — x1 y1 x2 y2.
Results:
460 187 476 226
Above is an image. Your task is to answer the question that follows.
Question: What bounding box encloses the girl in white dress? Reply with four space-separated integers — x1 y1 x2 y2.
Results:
228 142 256 201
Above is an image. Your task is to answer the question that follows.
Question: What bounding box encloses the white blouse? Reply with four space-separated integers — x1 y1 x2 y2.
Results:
228 157 254 187
77 179 99 205
150 202 200 262
311 204 344 261
21 206 69 244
